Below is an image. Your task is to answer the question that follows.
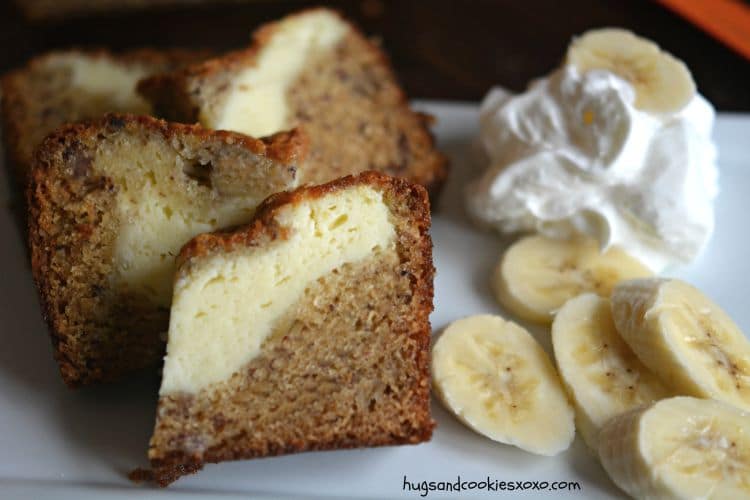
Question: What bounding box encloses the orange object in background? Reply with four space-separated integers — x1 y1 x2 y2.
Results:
658 0 750 61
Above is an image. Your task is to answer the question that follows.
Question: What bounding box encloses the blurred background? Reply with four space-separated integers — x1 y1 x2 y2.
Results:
2 0 749 110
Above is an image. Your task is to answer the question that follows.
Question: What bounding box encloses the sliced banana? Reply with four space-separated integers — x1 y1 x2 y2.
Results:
566 28 696 114
599 396 750 499
552 293 671 450
612 278 750 412
432 314 575 455
493 235 652 324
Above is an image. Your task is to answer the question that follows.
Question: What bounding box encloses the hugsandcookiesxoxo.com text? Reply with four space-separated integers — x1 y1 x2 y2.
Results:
402 476 582 496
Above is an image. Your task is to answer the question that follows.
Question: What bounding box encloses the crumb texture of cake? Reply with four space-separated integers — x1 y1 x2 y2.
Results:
162 185 394 393
28 114 306 387
138 8 448 194
1 49 206 182
149 172 435 485
214 10 348 137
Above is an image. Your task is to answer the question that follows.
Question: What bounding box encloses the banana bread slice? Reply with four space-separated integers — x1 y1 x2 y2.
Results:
28 114 307 387
1 48 208 184
145 172 434 485
138 8 448 195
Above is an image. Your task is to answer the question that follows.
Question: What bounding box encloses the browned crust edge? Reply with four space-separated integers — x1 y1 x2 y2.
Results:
136 8 449 196
177 171 428 265
30 112 308 171
26 113 308 388
1 47 213 186
147 171 435 486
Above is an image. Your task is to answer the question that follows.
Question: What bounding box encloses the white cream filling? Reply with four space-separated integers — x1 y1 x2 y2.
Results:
109 147 278 307
160 186 395 394
52 54 152 111
114 187 260 308
211 10 348 137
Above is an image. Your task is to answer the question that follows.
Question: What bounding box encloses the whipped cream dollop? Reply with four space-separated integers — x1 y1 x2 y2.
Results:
467 66 719 272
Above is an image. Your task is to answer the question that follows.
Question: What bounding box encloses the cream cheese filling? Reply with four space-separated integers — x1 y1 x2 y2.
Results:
108 147 272 307
160 186 395 394
114 188 261 308
55 55 152 112
211 10 348 137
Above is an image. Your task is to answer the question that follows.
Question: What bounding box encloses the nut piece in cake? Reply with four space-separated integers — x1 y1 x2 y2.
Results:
147 172 435 485
138 8 448 195
1 48 208 184
28 113 308 387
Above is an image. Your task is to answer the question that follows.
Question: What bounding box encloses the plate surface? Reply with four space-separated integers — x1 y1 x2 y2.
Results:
1 102 748 499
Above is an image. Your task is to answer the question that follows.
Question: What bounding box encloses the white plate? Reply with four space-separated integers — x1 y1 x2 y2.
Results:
1 102 748 499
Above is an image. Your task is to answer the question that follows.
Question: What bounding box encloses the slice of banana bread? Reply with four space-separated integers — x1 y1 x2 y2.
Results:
28 114 307 387
144 172 435 485
138 8 448 195
1 48 208 184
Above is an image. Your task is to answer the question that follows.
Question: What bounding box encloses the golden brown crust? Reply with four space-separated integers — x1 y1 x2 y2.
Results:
256 128 310 166
148 172 435 485
178 171 428 264
137 8 448 197
46 112 309 166
27 113 307 387
1 47 212 186
28 113 307 171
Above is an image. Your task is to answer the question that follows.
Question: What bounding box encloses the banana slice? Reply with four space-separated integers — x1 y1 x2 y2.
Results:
432 314 575 455
599 396 750 499
612 278 750 412
494 235 652 324
551 293 671 450
566 28 696 114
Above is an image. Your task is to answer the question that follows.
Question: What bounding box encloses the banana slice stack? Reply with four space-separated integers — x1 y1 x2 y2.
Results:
432 229 750 499
552 293 671 449
611 279 750 412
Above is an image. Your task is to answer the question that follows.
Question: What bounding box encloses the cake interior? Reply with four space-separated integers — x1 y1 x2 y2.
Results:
105 136 287 306
287 26 433 185
33 121 299 383
211 10 348 137
52 54 153 112
150 184 432 482
12 54 153 167
180 9 443 188
161 185 396 392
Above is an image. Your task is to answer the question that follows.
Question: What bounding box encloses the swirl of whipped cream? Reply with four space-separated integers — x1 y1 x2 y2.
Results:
467 66 719 272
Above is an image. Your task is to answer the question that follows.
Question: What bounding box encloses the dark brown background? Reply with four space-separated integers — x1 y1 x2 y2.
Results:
2 0 749 110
